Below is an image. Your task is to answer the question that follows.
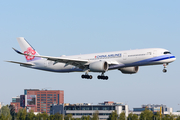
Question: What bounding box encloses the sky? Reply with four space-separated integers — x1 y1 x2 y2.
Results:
0 0 180 111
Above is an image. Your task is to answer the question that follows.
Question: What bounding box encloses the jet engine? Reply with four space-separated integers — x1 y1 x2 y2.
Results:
119 66 139 74
89 61 109 72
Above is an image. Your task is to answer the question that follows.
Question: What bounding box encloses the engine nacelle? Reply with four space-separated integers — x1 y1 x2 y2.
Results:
119 66 139 74
89 61 109 72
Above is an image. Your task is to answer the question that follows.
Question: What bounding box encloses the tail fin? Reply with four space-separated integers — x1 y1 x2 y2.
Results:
17 37 42 62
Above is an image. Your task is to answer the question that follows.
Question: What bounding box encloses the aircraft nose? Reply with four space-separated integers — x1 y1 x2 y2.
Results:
172 55 176 62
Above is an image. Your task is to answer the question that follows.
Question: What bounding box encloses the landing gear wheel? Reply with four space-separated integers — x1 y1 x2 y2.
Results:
163 69 167 73
81 74 93 79
81 75 85 78
97 75 108 80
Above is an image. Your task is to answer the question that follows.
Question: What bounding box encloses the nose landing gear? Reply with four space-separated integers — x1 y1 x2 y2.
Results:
163 63 168 73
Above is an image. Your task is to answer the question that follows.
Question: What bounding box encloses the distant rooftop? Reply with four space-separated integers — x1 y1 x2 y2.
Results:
64 101 124 106
24 89 63 91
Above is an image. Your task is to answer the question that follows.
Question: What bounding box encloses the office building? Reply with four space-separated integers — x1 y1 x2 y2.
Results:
10 89 64 114
10 96 22 113
50 101 128 119
133 104 173 116
24 89 64 114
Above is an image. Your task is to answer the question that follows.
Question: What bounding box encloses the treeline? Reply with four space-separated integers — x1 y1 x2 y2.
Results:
1 105 180 120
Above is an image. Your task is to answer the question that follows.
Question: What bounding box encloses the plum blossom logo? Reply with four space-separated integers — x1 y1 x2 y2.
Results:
24 47 36 60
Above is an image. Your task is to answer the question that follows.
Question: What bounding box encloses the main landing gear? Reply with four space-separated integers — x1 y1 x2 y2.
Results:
163 63 168 73
81 72 109 80
81 74 93 79
97 72 108 80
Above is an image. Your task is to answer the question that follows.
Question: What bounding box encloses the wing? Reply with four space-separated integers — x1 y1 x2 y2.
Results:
12 48 89 69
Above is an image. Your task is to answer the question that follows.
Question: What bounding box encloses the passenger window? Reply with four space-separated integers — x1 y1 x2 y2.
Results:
147 52 151 55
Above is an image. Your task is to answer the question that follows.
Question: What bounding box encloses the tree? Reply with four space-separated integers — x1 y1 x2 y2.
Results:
26 110 36 120
81 115 91 120
0 105 12 120
9 105 15 120
176 116 180 120
161 114 175 120
0 114 6 120
41 112 49 120
128 113 138 120
153 112 160 120
108 110 118 120
16 108 27 120
92 111 99 120
139 109 153 120
65 114 73 120
52 113 63 120
119 112 125 120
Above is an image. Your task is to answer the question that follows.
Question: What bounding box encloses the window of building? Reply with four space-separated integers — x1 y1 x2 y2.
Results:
37 99 40 101
54 99 56 101
37 104 40 106
41 107 46 108
41 102 46 103
41 94 46 96
47 94 52 96
102 107 110 110
41 97 46 98
54 94 56 96
47 99 52 101
37 94 40 96
41 99 46 101
41 109 46 111
47 97 52 98
122 106 125 110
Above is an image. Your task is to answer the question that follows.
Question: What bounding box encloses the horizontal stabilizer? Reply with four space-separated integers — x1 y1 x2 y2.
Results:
6 61 34 66
12 47 24 55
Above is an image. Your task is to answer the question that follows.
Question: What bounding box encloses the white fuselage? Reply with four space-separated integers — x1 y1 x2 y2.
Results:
23 48 176 73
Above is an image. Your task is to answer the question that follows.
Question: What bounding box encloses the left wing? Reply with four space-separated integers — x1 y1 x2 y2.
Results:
13 48 89 69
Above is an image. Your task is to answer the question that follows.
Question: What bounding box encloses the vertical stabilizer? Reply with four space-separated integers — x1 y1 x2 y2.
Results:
17 37 42 62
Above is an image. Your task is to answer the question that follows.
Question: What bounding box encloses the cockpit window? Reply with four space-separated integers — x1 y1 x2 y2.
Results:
164 51 171 54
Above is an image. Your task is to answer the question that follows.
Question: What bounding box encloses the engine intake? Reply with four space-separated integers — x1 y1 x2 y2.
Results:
119 66 139 74
89 61 109 72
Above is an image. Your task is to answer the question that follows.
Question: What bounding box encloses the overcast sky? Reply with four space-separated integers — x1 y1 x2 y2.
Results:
1 0 180 111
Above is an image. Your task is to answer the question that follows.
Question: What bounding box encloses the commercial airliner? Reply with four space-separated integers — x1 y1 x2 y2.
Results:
7 37 176 80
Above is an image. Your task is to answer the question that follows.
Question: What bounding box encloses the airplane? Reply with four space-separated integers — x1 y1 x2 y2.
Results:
7 37 176 80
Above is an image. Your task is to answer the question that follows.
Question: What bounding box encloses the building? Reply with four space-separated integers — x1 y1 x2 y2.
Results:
132 104 173 116
10 96 22 113
24 89 64 114
50 101 128 119
0 102 4 110
10 89 64 114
